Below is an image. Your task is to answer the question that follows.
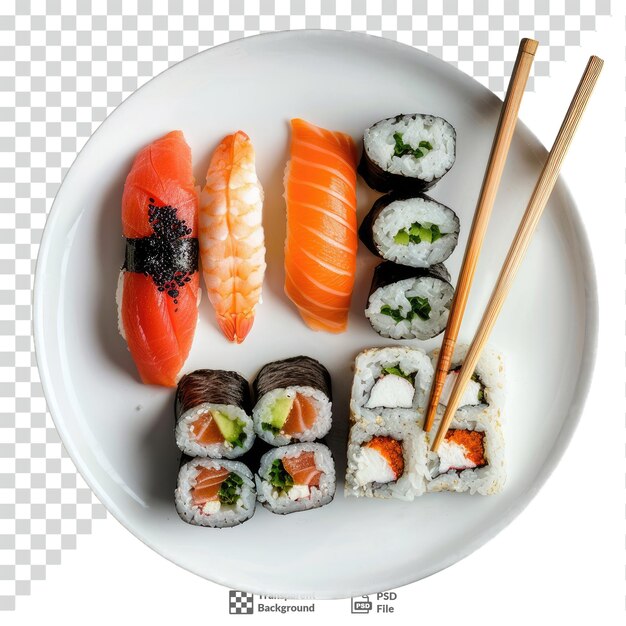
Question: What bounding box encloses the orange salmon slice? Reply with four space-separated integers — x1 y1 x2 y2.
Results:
190 411 224 445
282 394 317 436
191 466 230 506
282 452 321 487
284 118 358 333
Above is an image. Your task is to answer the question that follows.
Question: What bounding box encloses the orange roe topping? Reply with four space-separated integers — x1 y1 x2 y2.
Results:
444 430 486 466
365 436 404 479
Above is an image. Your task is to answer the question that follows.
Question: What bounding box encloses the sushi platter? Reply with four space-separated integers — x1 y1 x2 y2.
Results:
33 31 597 597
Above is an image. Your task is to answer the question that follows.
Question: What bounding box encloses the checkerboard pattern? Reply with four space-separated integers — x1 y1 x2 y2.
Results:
0 0 610 612
229 590 255 614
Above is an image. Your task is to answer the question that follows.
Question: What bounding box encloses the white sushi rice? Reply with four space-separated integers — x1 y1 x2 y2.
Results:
350 347 433 423
256 443 336 514
175 403 255 458
364 114 456 182
175 458 256 527
371 196 459 267
429 344 506 411
420 406 506 495
366 275 454 340
253 386 332 445
115 271 126 340
344 416 426 500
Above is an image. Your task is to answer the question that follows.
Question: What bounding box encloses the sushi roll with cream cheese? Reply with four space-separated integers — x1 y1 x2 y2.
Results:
359 193 460 268
256 443 336 514
422 407 505 495
345 417 425 500
350 347 433 423
430 344 506 411
365 262 454 340
252 356 332 445
175 457 256 527
359 114 456 193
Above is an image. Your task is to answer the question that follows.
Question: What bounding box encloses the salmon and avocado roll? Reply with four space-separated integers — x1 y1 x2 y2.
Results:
252 356 332 445
345 417 425 500
255 443 336 514
175 370 255 458
175 457 256 527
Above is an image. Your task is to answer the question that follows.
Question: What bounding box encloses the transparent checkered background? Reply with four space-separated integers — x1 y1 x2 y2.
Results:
0 0 611 612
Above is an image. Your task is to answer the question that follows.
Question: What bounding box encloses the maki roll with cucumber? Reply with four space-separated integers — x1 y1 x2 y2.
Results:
175 369 255 458
359 113 456 193
175 457 256 527
365 262 454 340
255 443 336 514
359 193 459 268
252 356 332 446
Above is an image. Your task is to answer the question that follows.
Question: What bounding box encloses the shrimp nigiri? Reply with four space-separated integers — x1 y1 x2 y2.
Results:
199 131 266 343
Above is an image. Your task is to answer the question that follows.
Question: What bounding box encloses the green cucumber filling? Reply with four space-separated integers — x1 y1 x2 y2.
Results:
382 365 415 385
218 472 243 506
268 459 293 493
230 429 247 449
393 132 433 159
380 295 431 324
261 395 294 435
211 411 246 448
261 422 281 435
393 222 442 246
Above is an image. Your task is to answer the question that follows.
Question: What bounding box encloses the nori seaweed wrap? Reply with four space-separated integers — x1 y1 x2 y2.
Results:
252 356 333 446
358 113 456 193
359 192 460 268
365 261 454 340
174 369 255 458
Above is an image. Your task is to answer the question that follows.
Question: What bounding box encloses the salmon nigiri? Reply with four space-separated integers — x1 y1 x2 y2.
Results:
117 131 199 387
284 118 358 333
199 131 266 343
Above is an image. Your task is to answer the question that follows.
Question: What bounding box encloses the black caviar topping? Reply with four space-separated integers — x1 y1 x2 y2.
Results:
124 199 198 303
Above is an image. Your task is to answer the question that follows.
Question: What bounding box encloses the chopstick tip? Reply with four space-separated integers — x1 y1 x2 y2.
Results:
589 55 604 68
520 38 539 55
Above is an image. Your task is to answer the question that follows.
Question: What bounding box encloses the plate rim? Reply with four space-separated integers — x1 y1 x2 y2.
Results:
33 29 599 599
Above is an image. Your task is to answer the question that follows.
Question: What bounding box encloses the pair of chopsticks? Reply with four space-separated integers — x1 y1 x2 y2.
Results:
425 41 603 452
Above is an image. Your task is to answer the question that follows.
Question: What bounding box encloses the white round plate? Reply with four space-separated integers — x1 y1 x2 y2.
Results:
34 31 597 599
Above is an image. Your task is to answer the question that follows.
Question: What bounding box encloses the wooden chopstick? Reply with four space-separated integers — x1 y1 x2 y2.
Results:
430 56 604 452
423 38 538 433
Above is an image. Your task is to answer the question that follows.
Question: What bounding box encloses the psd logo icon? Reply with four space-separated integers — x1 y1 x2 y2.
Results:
351 595 372 614
229 590 254 614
